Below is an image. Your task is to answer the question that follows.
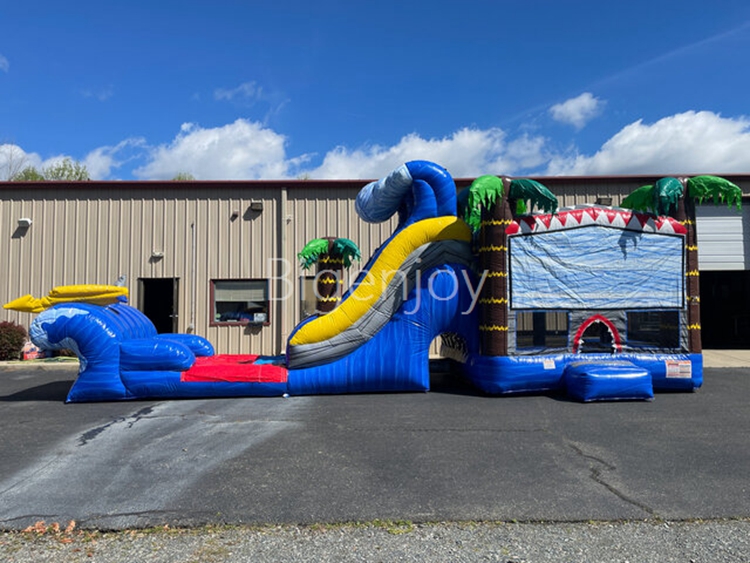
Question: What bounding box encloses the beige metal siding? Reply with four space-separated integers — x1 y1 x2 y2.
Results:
189 187 282 354
542 178 634 208
0 185 285 355
284 185 397 344
3 175 749 358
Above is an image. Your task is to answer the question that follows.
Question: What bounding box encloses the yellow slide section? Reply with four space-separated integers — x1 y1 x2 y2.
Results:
290 216 471 346
4 284 129 313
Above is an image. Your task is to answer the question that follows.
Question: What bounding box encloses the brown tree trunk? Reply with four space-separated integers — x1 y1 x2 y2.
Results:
478 181 513 356
675 193 701 353
315 238 344 314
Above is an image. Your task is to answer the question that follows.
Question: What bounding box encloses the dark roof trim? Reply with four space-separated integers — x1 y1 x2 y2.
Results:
2 173 750 192
0 178 369 191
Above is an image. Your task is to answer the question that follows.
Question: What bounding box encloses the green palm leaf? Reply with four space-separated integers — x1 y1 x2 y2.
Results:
621 184 655 213
464 175 504 232
297 238 330 270
687 175 742 210
654 177 684 215
331 238 361 268
508 178 558 214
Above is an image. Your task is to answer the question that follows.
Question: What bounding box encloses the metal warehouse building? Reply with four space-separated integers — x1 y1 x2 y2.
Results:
2 173 749 355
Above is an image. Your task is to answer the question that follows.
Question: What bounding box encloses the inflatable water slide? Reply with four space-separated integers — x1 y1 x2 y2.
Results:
7 161 735 403
6 161 480 402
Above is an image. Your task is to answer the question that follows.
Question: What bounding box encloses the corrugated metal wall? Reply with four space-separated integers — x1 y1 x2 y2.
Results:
1 183 287 354
695 203 750 271
285 185 397 335
2 175 749 356
542 177 634 207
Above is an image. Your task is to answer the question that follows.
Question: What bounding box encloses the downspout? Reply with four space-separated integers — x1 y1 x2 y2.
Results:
188 221 196 332
278 186 289 354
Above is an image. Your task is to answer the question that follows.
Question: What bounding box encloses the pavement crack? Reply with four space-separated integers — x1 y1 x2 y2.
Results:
567 442 616 471
0 457 59 497
568 442 657 517
77 406 155 446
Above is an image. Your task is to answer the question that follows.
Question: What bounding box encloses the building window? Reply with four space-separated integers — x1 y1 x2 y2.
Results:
211 279 269 325
516 311 569 349
627 311 680 349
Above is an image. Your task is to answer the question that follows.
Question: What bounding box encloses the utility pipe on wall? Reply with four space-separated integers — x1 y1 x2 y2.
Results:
188 221 196 332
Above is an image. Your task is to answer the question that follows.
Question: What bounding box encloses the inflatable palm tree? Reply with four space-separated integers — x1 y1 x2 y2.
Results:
298 237 361 313
463 175 558 356
621 175 742 353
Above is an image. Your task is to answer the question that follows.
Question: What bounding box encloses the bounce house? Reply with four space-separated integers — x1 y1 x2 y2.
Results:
5 161 741 403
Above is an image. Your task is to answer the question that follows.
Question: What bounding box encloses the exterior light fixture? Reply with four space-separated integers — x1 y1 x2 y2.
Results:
249 201 264 212
18 218 32 228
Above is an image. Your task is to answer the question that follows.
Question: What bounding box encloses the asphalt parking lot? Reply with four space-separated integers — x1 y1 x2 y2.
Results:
1 359 748 532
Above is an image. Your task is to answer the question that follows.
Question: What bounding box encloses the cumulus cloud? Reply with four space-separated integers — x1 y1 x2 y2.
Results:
12 109 750 182
302 128 548 180
126 121 548 180
0 144 42 179
549 92 604 130
83 138 147 179
134 119 295 180
1 140 146 180
546 111 750 175
0 146 92 179
0 54 8 72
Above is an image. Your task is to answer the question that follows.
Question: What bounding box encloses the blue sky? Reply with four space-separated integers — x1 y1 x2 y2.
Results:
2 0 750 180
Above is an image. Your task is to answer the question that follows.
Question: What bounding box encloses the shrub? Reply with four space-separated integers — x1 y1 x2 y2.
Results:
0 321 28 361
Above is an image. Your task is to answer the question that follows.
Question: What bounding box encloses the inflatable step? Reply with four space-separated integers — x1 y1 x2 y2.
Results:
564 360 653 402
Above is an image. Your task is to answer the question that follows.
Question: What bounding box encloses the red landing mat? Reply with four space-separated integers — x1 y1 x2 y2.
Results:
181 355 288 383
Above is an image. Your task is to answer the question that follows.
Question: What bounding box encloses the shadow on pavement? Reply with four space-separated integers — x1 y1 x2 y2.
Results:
0 380 73 402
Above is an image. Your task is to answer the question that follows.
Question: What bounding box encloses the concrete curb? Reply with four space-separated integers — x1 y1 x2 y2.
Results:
702 350 750 368
0 359 80 371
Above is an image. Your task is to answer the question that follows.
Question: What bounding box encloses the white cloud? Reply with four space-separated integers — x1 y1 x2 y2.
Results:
134 119 294 180
83 138 146 180
546 110 750 175
303 128 548 180
1 140 145 180
3 147 117 180
0 144 42 179
81 86 114 102
0 149 82 179
214 81 261 102
0 54 8 72
84 147 119 180
128 122 547 181
14 109 750 183
213 81 289 122
549 92 604 130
